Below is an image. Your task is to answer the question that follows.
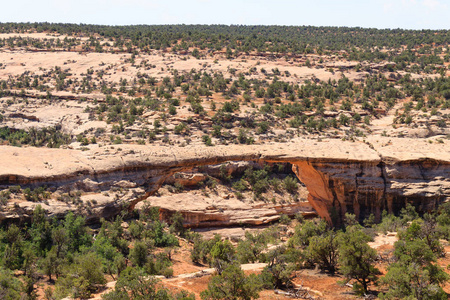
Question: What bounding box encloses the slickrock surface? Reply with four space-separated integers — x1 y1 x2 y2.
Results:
0 137 449 225
137 193 314 228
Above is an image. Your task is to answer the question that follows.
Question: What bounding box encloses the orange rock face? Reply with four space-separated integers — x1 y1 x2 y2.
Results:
0 137 448 226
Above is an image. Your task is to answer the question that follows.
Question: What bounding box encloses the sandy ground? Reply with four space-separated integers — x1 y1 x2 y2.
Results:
368 232 398 249
0 48 364 86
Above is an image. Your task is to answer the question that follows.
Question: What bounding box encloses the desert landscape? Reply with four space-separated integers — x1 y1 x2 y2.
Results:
0 23 449 299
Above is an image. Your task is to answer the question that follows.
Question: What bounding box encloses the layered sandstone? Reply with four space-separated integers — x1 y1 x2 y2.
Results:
137 193 314 228
0 137 448 225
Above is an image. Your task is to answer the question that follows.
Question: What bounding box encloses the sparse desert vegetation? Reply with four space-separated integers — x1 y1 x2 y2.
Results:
0 23 449 299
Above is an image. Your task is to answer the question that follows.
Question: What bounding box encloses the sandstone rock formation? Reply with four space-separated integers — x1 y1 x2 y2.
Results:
136 193 314 228
0 137 448 225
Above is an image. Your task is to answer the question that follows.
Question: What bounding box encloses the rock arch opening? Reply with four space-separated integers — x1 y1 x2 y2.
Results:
0 141 448 226
143 161 316 228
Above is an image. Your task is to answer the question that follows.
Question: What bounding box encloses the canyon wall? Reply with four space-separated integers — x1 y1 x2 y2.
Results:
0 137 448 226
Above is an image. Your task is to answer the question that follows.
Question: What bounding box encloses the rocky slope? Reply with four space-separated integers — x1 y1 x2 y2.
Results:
0 137 449 225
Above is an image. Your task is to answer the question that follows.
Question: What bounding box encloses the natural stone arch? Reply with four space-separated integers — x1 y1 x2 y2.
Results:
0 137 448 225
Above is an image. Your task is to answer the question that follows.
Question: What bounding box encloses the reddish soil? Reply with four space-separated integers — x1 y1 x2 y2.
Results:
171 240 206 276
31 234 450 299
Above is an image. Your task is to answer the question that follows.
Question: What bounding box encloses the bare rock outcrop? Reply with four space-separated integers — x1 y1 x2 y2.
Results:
136 193 315 228
0 137 449 225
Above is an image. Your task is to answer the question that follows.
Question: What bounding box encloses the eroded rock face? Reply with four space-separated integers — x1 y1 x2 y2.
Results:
292 138 450 224
293 161 385 224
136 193 315 228
0 137 448 226
383 159 449 215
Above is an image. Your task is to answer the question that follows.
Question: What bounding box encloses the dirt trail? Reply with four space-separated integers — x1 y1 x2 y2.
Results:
90 263 268 299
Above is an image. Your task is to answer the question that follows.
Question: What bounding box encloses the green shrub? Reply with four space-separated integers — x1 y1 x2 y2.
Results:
283 176 298 194
202 135 213 146
54 252 106 299
201 263 262 300
279 214 291 225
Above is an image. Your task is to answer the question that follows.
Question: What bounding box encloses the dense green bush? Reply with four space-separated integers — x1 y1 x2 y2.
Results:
0 126 71 148
381 220 449 299
201 263 262 300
